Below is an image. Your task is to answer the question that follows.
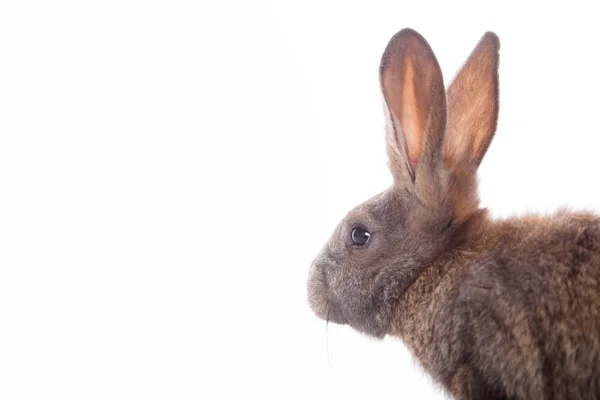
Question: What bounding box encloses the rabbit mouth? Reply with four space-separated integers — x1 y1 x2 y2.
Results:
307 263 347 325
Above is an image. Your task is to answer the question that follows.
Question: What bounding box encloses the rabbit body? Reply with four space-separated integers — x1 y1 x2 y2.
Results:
393 211 600 399
306 28 600 400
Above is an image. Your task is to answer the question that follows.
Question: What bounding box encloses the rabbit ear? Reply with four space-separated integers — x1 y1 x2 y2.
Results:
444 32 500 169
380 29 446 182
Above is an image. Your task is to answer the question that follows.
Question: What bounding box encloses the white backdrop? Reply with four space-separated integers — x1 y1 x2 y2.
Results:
1 1 600 399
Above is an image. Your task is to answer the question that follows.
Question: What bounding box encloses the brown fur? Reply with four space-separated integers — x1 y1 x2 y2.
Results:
307 28 600 400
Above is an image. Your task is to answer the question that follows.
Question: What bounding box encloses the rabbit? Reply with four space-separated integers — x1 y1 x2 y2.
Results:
307 28 600 400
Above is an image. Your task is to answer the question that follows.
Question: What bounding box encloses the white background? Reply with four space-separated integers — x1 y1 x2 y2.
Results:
1 1 600 399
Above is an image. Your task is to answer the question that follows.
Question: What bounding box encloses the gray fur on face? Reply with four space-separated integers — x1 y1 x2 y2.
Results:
309 186 455 337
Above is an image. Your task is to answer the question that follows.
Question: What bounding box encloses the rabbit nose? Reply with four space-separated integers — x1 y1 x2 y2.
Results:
309 261 327 285
308 262 319 278
313 247 336 269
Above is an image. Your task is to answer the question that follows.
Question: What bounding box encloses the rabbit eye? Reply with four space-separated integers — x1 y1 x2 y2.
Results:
351 227 370 245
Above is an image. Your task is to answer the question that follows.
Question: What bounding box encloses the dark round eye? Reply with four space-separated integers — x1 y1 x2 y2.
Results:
351 227 370 245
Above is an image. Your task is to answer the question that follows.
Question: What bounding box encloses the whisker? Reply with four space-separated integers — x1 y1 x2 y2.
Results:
326 304 330 367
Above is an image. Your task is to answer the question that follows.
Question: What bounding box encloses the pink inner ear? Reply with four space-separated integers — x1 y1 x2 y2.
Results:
399 60 423 168
444 32 499 167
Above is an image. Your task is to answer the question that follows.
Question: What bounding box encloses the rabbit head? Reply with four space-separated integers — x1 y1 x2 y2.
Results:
307 29 500 338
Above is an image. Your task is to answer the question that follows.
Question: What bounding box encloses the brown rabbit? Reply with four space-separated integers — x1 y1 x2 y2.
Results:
307 28 600 400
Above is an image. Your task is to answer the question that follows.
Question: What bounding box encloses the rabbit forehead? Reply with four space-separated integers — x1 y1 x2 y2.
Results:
346 187 408 226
